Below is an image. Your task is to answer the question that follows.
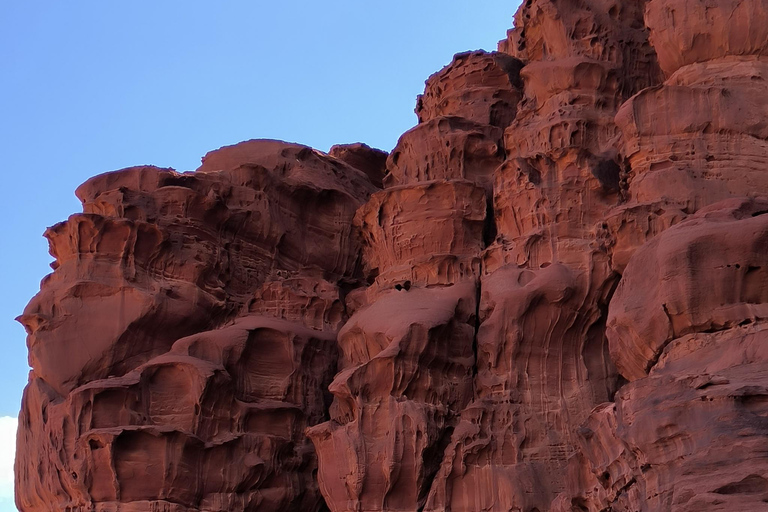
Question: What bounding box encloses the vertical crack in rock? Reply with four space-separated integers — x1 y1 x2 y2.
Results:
417 424 456 512
15 0 768 510
472 261 482 386
582 272 623 403
472 198 495 388
420 0 664 507
308 49 522 512
482 195 498 248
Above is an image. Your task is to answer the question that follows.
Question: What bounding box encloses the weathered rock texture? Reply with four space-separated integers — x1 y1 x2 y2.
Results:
16 1 768 511
16 142 377 511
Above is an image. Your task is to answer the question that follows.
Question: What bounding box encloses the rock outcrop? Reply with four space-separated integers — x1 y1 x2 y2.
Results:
16 141 377 511
552 1 768 508
15 1 768 511
556 199 768 512
309 49 522 510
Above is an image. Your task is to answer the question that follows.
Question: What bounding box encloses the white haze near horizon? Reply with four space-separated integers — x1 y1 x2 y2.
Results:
0 417 17 512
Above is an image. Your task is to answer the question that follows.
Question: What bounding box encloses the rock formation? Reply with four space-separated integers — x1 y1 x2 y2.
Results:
15 0 768 511
16 142 377 511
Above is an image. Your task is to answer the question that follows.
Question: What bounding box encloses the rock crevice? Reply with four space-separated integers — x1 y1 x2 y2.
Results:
14 1 768 511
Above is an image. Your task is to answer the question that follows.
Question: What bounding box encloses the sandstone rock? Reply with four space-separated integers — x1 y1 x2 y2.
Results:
309 283 477 512
355 180 487 295
423 258 621 511
16 0 768 510
608 197 768 381
415 5 661 506
383 116 504 193
18 313 339 511
329 143 388 189
604 0 768 271
548 0 768 506
302 44 524 511
500 0 661 93
416 51 524 129
16 141 376 511
615 59 768 211
490 0 662 272
19 145 374 396
597 201 686 273
558 323 768 512
644 0 768 76
556 198 768 510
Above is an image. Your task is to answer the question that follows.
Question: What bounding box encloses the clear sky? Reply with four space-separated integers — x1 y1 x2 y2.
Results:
0 1 520 509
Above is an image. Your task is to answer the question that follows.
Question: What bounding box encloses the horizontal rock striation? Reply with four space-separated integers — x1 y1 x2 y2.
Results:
309 49 524 511
16 141 377 511
555 0 768 509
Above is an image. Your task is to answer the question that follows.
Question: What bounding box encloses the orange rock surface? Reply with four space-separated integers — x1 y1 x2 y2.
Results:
16 1 768 511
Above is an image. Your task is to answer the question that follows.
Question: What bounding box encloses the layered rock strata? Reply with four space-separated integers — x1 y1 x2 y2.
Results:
309 50 524 511
419 1 664 510
556 199 768 512
554 0 768 509
15 0 768 511
16 141 377 511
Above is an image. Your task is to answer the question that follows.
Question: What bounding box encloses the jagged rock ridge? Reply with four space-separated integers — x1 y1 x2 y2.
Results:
15 0 768 511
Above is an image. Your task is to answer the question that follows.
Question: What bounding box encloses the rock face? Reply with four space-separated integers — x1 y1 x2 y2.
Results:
16 142 377 511
556 199 768 512
15 2 768 512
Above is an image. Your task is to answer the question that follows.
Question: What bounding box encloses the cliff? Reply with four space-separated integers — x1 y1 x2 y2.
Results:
15 0 768 510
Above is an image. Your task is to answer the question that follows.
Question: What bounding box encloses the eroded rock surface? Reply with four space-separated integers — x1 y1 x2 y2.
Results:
16 0 768 511
16 141 377 511
309 49 520 510
557 199 768 512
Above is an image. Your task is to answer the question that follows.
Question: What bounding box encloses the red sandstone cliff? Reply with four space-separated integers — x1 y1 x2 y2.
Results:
15 1 768 511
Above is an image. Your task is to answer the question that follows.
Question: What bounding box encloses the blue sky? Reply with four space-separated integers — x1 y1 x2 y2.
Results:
0 1 520 508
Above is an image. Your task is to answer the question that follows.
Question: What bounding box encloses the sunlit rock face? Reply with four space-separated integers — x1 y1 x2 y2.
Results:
15 0 768 510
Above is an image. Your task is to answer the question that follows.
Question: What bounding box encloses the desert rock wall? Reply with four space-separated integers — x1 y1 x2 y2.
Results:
15 1 768 511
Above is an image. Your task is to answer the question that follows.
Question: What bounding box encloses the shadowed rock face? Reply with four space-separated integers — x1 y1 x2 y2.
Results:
15 1 768 511
416 51 524 129
16 141 377 512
